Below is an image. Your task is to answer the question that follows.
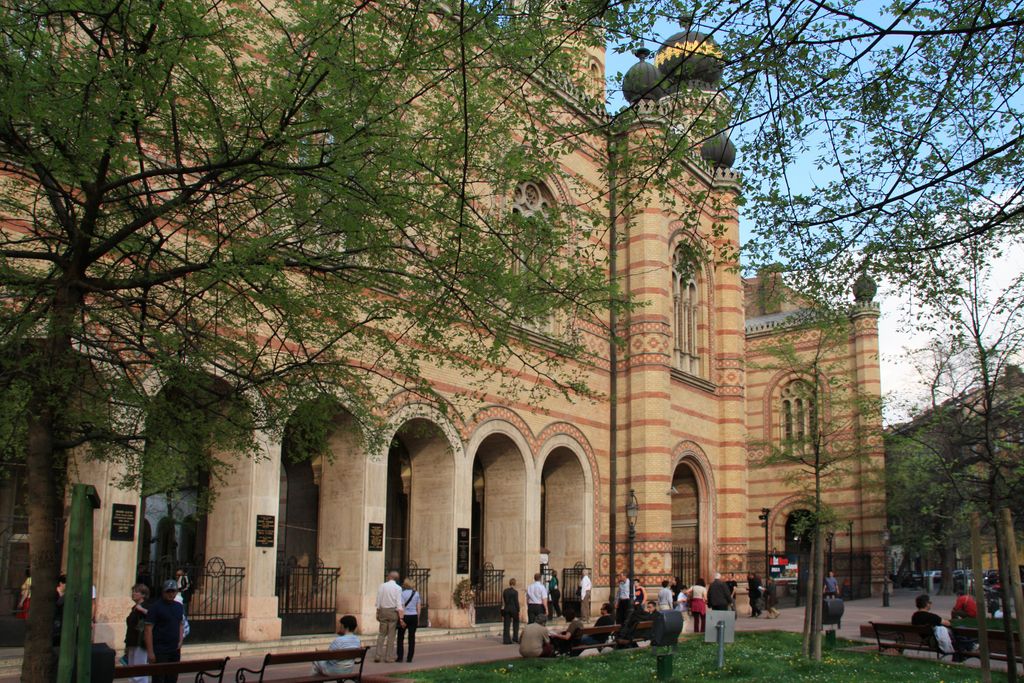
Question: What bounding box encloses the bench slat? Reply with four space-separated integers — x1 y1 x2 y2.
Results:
115 656 229 681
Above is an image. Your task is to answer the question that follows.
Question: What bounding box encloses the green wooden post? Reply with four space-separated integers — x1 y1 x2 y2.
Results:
56 484 100 683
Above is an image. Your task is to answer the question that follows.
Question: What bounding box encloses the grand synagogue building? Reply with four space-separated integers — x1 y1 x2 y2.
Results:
0 31 886 646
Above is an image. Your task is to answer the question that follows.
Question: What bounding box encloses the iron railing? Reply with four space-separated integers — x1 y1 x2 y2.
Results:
393 561 430 625
671 547 699 587
143 556 244 642
276 557 340 635
560 562 589 617
473 562 504 623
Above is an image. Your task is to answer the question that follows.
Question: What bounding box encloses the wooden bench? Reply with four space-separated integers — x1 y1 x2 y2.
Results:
870 622 972 660
568 624 620 655
234 647 369 683
114 656 229 682
953 627 1023 665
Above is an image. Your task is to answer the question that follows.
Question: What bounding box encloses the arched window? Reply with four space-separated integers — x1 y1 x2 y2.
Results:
780 380 817 445
672 247 702 375
510 180 558 335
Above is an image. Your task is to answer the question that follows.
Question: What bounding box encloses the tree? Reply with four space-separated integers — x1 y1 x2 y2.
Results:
748 305 881 661
881 228 1024 677
598 2 1024 295
0 1 682 679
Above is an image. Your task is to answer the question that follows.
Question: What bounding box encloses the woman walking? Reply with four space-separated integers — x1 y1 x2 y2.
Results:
396 579 421 663
689 578 708 633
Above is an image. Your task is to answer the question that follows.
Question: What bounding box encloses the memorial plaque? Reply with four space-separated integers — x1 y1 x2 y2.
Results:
457 527 470 574
255 514 275 547
110 503 136 542
368 522 384 551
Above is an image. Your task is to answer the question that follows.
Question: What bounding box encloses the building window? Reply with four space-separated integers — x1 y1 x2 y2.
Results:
510 180 558 335
780 380 817 444
672 247 702 375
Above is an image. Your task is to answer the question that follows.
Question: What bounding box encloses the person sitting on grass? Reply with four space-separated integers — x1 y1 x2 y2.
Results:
549 607 584 656
519 613 554 658
313 615 361 676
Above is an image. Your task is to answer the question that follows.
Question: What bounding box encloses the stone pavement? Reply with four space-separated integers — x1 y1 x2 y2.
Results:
0 589 1005 681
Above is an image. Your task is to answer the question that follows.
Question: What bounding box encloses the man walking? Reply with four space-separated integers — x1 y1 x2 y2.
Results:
707 572 733 611
502 578 521 644
579 569 592 621
374 570 404 663
526 573 548 624
144 579 185 683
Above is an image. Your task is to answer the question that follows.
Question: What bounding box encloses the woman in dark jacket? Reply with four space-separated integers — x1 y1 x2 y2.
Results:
747 573 764 617
123 583 150 677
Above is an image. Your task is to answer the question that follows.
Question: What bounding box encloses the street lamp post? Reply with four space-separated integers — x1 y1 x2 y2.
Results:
626 489 639 616
758 508 770 578
882 529 891 607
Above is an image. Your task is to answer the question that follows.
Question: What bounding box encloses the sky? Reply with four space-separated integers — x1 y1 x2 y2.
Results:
602 33 1024 427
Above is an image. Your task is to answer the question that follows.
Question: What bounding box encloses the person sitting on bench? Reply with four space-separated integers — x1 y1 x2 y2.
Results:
615 600 655 648
313 615 361 676
549 608 584 656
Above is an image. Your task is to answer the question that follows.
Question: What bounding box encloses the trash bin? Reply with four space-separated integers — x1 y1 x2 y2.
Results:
822 598 844 629
652 609 684 646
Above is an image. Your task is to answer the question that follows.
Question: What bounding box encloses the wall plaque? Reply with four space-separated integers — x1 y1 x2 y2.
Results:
457 527 470 574
255 514 275 547
368 523 384 551
110 503 136 542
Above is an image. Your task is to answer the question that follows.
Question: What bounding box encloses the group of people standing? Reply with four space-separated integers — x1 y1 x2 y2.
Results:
121 566 192 683
371 570 422 665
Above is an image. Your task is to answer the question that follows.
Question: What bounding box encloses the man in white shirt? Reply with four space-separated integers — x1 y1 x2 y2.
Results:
579 570 592 621
374 570 404 663
615 573 631 624
525 573 548 624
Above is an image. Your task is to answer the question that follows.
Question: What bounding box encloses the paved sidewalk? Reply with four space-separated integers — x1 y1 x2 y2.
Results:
0 589 1000 681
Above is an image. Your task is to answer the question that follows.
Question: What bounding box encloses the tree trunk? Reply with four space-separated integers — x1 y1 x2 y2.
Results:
810 527 824 661
939 543 955 595
22 404 60 683
995 511 1018 683
801 552 813 657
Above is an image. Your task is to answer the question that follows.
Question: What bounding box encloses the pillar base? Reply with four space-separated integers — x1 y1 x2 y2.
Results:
239 596 281 641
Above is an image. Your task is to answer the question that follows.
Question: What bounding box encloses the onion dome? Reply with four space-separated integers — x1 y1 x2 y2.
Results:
853 272 878 304
655 30 724 88
700 132 736 168
622 48 665 103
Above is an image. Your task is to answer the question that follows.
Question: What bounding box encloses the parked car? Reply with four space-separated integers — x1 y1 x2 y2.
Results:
898 570 923 588
953 569 974 593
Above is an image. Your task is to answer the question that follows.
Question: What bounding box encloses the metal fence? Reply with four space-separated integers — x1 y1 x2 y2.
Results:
276 557 340 636
671 547 699 587
560 562 589 617
397 561 430 625
473 563 504 624
144 556 244 642
746 549 874 605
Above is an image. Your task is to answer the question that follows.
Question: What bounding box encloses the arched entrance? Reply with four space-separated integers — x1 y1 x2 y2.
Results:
383 419 456 625
784 509 814 605
140 373 251 642
468 433 527 623
540 446 586 598
669 463 701 587
276 398 345 635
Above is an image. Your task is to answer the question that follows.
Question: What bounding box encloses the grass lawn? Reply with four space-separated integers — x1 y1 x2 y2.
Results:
405 631 1007 682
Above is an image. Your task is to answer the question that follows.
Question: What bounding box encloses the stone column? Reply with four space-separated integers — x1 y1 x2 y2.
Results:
205 432 282 641
72 455 139 648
